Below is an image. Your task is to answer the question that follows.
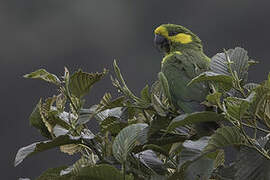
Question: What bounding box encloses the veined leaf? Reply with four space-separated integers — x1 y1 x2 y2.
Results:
225 92 255 120
14 135 81 167
166 111 225 133
188 71 233 90
134 150 167 175
205 126 245 152
178 137 210 168
24 69 61 85
68 69 107 98
235 138 270 180
29 99 51 139
211 47 250 84
112 123 148 163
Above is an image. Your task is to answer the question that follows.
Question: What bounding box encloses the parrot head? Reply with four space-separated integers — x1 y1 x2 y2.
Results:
154 24 202 54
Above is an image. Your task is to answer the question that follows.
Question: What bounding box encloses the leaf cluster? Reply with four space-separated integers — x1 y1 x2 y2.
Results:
15 47 270 180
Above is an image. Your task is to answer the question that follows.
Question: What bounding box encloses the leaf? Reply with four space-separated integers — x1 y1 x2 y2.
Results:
225 93 255 120
134 150 167 175
206 91 222 105
36 166 70 180
158 72 172 106
188 71 233 90
215 163 237 180
243 83 259 92
29 99 51 139
184 156 214 180
178 137 210 168
166 111 225 133
112 60 140 101
60 144 81 155
205 126 245 152
139 84 151 106
112 123 148 163
235 144 270 180
68 69 107 98
24 69 61 85
151 94 167 117
211 47 249 84
75 164 134 180
14 135 81 167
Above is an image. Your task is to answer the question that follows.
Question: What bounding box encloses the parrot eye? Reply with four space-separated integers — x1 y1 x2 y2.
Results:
168 31 179 36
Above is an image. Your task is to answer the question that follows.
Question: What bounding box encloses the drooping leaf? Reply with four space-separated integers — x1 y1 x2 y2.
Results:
112 123 148 163
188 71 233 90
14 135 81 167
205 126 245 152
24 69 61 85
166 111 225 133
29 99 51 139
68 69 107 98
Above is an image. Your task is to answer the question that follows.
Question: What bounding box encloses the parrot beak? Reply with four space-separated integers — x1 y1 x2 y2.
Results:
154 34 170 54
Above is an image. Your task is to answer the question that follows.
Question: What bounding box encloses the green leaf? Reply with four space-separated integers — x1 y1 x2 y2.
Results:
166 111 225 133
68 69 107 98
188 71 233 90
205 126 245 152
24 69 61 85
112 123 148 163
75 164 134 180
14 135 81 167
112 60 140 101
140 84 151 106
29 99 51 139
158 72 172 106
206 91 222 105
225 93 255 120
36 166 70 180
211 47 250 84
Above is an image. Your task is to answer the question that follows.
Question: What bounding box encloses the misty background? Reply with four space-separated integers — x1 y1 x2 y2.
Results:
1 1 270 179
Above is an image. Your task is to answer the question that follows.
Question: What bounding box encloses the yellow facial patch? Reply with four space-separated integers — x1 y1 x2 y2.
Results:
154 26 192 44
169 33 192 44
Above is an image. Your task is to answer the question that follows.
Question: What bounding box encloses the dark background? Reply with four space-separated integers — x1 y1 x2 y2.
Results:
1 1 270 179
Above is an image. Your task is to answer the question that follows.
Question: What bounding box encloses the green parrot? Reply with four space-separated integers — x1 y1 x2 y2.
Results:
154 24 218 134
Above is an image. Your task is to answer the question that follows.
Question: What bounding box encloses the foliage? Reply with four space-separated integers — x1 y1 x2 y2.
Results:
15 47 270 180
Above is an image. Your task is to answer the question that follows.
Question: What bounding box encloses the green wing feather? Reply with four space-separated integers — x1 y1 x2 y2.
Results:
161 49 210 113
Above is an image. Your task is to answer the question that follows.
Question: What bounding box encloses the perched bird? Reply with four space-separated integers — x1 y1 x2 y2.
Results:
154 24 218 135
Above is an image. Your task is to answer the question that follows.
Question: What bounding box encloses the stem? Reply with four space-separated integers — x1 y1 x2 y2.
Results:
242 122 270 134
